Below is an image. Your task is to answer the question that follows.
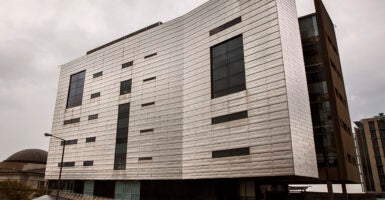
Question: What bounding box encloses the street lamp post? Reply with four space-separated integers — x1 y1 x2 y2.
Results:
45 133 66 200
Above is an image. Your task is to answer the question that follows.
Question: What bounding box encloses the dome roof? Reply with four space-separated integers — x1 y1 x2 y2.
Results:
5 149 47 164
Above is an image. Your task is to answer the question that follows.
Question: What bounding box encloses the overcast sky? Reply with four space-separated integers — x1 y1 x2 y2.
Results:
0 0 384 163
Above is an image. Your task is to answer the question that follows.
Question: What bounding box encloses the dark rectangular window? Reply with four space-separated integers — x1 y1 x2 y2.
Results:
66 71 86 108
212 111 248 124
90 92 100 99
88 114 98 120
93 71 103 78
141 102 155 107
143 77 156 82
378 120 385 130
122 61 133 69
114 103 130 170
138 157 152 161
86 137 96 143
120 79 132 95
144 53 157 59
212 147 250 158
140 129 154 133
63 118 80 125
58 162 75 167
210 17 242 36
60 139 78 146
83 161 94 166
211 35 246 98
369 121 376 130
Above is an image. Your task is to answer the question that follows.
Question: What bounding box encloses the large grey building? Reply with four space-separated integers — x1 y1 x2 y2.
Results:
45 0 317 199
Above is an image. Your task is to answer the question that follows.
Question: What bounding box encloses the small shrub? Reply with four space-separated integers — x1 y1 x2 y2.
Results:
33 187 47 198
0 180 33 200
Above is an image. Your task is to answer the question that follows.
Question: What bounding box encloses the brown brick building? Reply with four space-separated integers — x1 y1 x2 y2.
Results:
298 0 360 187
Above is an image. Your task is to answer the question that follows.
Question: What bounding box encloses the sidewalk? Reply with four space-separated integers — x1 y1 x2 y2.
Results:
33 195 69 200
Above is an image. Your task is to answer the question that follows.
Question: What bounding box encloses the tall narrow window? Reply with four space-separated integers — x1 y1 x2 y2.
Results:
211 35 246 98
114 103 130 170
120 80 132 95
67 71 86 108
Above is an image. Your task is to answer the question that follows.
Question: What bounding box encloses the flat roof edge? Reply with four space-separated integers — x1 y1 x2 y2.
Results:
86 22 163 55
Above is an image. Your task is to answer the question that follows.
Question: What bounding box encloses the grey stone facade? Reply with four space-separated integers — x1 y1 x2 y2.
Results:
46 0 317 182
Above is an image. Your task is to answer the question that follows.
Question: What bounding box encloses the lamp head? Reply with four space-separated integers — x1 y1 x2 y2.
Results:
44 133 52 137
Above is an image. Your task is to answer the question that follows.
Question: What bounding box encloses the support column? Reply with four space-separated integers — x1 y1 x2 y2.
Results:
327 181 334 200
341 183 348 199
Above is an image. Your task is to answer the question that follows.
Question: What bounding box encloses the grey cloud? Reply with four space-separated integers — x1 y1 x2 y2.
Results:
327 0 385 121
0 0 208 160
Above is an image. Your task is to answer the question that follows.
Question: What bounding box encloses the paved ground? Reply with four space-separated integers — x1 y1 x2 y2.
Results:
33 195 69 200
